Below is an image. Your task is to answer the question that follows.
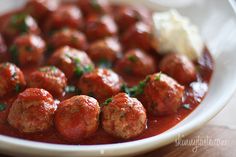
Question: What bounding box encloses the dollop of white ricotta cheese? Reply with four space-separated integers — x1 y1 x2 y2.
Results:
152 10 204 60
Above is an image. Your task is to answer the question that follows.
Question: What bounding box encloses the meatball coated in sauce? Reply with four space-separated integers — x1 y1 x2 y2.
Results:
78 68 123 102
115 49 156 77
114 6 143 32
8 88 56 133
10 34 46 66
25 0 59 21
49 46 94 79
2 13 40 43
0 62 26 97
85 15 117 42
55 95 100 142
49 28 88 51
160 54 197 84
28 66 67 97
77 0 110 16
44 5 83 33
121 22 153 51
102 93 147 139
143 73 185 116
87 38 122 65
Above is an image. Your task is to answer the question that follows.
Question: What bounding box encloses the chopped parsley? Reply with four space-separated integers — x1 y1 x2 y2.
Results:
121 76 150 97
182 104 191 110
102 98 113 106
15 84 21 93
90 0 101 12
75 66 84 77
0 103 6 112
127 55 138 63
155 72 162 81
98 59 112 68
9 45 19 64
71 36 78 44
75 64 93 77
65 85 76 93
10 13 29 33
39 66 57 72
25 45 33 52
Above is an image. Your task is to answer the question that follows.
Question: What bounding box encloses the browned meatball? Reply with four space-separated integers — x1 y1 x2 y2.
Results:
10 34 46 66
77 68 123 102
114 6 142 32
8 88 56 133
160 54 197 84
44 5 83 33
121 22 153 51
115 49 156 77
49 46 94 79
28 66 67 97
77 0 110 16
87 38 122 65
49 28 88 51
0 62 26 97
0 34 8 63
85 15 117 42
55 95 100 142
143 73 185 116
25 0 59 20
2 13 40 43
102 93 147 139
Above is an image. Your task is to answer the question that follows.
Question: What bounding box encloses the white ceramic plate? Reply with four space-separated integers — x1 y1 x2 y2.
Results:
1 0 236 156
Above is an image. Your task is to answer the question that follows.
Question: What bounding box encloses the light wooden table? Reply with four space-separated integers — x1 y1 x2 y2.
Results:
1 93 236 157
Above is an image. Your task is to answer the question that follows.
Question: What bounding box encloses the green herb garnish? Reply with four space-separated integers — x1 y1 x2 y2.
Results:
127 55 138 63
102 98 113 106
155 72 162 81
15 84 21 93
182 104 191 110
121 76 150 97
98 59 112 68
10 13 29 33
0 103 6 112
65 85 76 93
25 45 33 52
9 45 19 64
75 64 93 77
90 0 101 12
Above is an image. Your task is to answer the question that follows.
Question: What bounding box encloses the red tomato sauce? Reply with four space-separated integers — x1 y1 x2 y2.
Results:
0 2 214 145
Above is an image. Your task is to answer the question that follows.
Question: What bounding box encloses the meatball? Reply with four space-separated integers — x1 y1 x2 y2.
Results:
0 62 26 97
114 6 142 32
8 88 56 133
28 66 67 97
55 95 100 142
77 0 110 16
85 15 117 42
102 93 147 139
44 5 83 33
10 34 46 66
87 38 122 65
25 0 59 20
160 54 197 84
115 49 156 77
49 28 88 51
78 68 123 102
49 46 94 79
0 34 8 63
2 13 40 43
121 22 153 51
143 73 185 116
